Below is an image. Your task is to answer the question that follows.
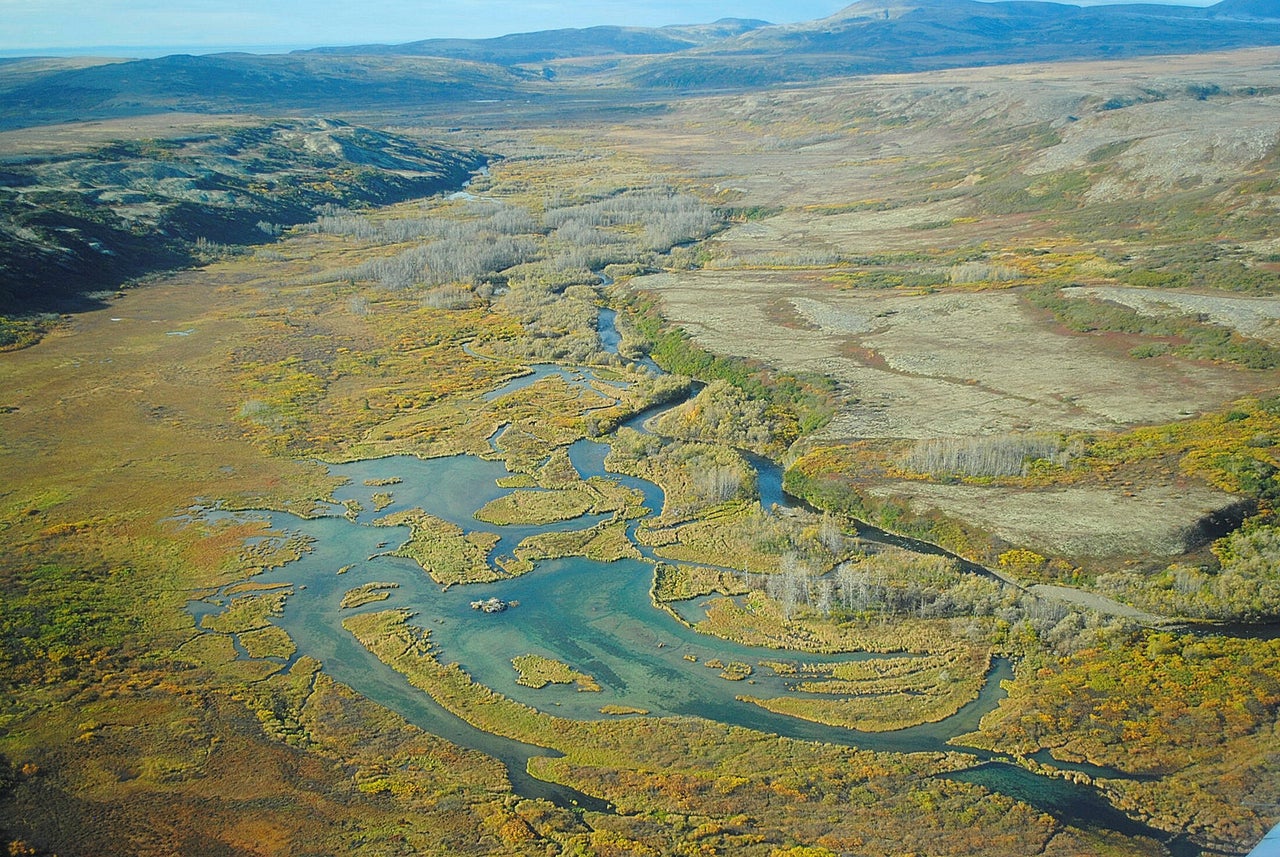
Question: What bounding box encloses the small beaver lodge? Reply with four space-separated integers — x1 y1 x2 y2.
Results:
470 597 518 613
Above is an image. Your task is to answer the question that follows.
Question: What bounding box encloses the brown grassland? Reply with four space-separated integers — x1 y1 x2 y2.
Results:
2 47 1280 857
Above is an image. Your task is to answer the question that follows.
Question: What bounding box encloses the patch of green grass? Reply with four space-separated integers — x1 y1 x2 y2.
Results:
1025 285 1280 369
511 654 601 691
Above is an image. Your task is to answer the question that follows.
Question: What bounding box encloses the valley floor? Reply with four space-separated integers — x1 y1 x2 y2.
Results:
3 48 1280 857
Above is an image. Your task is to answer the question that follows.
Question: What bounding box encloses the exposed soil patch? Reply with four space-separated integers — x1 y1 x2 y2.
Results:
1067 285 1280 343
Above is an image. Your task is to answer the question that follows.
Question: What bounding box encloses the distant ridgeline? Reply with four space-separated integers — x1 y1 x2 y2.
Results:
0 119 485 319
619 0 1280 87
1 1 1277 127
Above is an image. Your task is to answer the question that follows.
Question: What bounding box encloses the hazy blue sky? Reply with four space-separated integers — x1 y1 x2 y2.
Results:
0 0 1222 55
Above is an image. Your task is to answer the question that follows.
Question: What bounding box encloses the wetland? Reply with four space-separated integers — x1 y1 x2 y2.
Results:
3 41 1280 857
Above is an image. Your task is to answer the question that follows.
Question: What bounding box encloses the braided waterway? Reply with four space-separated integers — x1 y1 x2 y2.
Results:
187 308 1198 853
188 453 1018 810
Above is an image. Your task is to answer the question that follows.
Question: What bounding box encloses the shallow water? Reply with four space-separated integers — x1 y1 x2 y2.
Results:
191 445 1022 802
230 452 1002 748
187 312 1189 842
191 452 1189 846
597 305 661 375
480 364 622 403
948 764 1198 857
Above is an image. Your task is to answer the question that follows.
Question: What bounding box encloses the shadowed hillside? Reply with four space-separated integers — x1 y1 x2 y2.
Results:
0 118 483 329
301 19 770 65
0 52 536 129
621 0 1280 86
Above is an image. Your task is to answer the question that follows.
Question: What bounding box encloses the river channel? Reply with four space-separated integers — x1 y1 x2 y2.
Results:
187 308 1197 852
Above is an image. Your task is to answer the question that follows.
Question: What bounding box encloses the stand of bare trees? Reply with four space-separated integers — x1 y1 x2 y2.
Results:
542 190 717 253
310 187 720 348
904 433 1073 478
732 542 1136 654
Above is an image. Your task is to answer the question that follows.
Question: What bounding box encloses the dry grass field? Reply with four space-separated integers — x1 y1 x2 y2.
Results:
3 45 1280 857
635 271 1273 435
595 50 1280 564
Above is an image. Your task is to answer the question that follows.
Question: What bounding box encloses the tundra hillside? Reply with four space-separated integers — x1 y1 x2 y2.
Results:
2 7 1279 856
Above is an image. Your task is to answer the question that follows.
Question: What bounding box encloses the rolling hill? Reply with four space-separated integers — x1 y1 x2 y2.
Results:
0 119 483 322
622 0 1280 86
2 0 1279 126
300 19 770 65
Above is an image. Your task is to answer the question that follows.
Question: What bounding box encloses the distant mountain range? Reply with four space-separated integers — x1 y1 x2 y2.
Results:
0 0 1279 125
300 19 771 66
3 0 1279 319
0 53 531 129
624 0 1280 86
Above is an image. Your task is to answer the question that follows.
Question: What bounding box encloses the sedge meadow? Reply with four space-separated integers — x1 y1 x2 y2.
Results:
3 4 1280 855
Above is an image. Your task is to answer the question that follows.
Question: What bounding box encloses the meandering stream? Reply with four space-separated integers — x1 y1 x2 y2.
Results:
188 307 1197 852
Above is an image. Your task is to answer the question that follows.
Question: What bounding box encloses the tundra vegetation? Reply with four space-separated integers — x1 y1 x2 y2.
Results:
1 46 1279 857
739 645 991 732
511 654 601 691
339 581 401 609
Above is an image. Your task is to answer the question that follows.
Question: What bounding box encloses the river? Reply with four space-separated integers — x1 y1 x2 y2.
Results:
186 305 1198 852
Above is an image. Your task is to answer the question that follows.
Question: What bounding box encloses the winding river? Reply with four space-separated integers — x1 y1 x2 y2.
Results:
188 308 1197 853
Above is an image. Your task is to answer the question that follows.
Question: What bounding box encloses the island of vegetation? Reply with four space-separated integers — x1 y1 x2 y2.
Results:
2 21 1280 857
511 654 601 691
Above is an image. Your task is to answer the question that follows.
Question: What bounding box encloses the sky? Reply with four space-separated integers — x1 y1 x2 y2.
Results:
0 0 1223 56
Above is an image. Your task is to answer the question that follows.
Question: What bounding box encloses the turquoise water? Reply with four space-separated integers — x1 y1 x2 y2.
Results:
185 316 1194 846
192 453 1181 844
948 764 1196 857
221 451 1001 746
